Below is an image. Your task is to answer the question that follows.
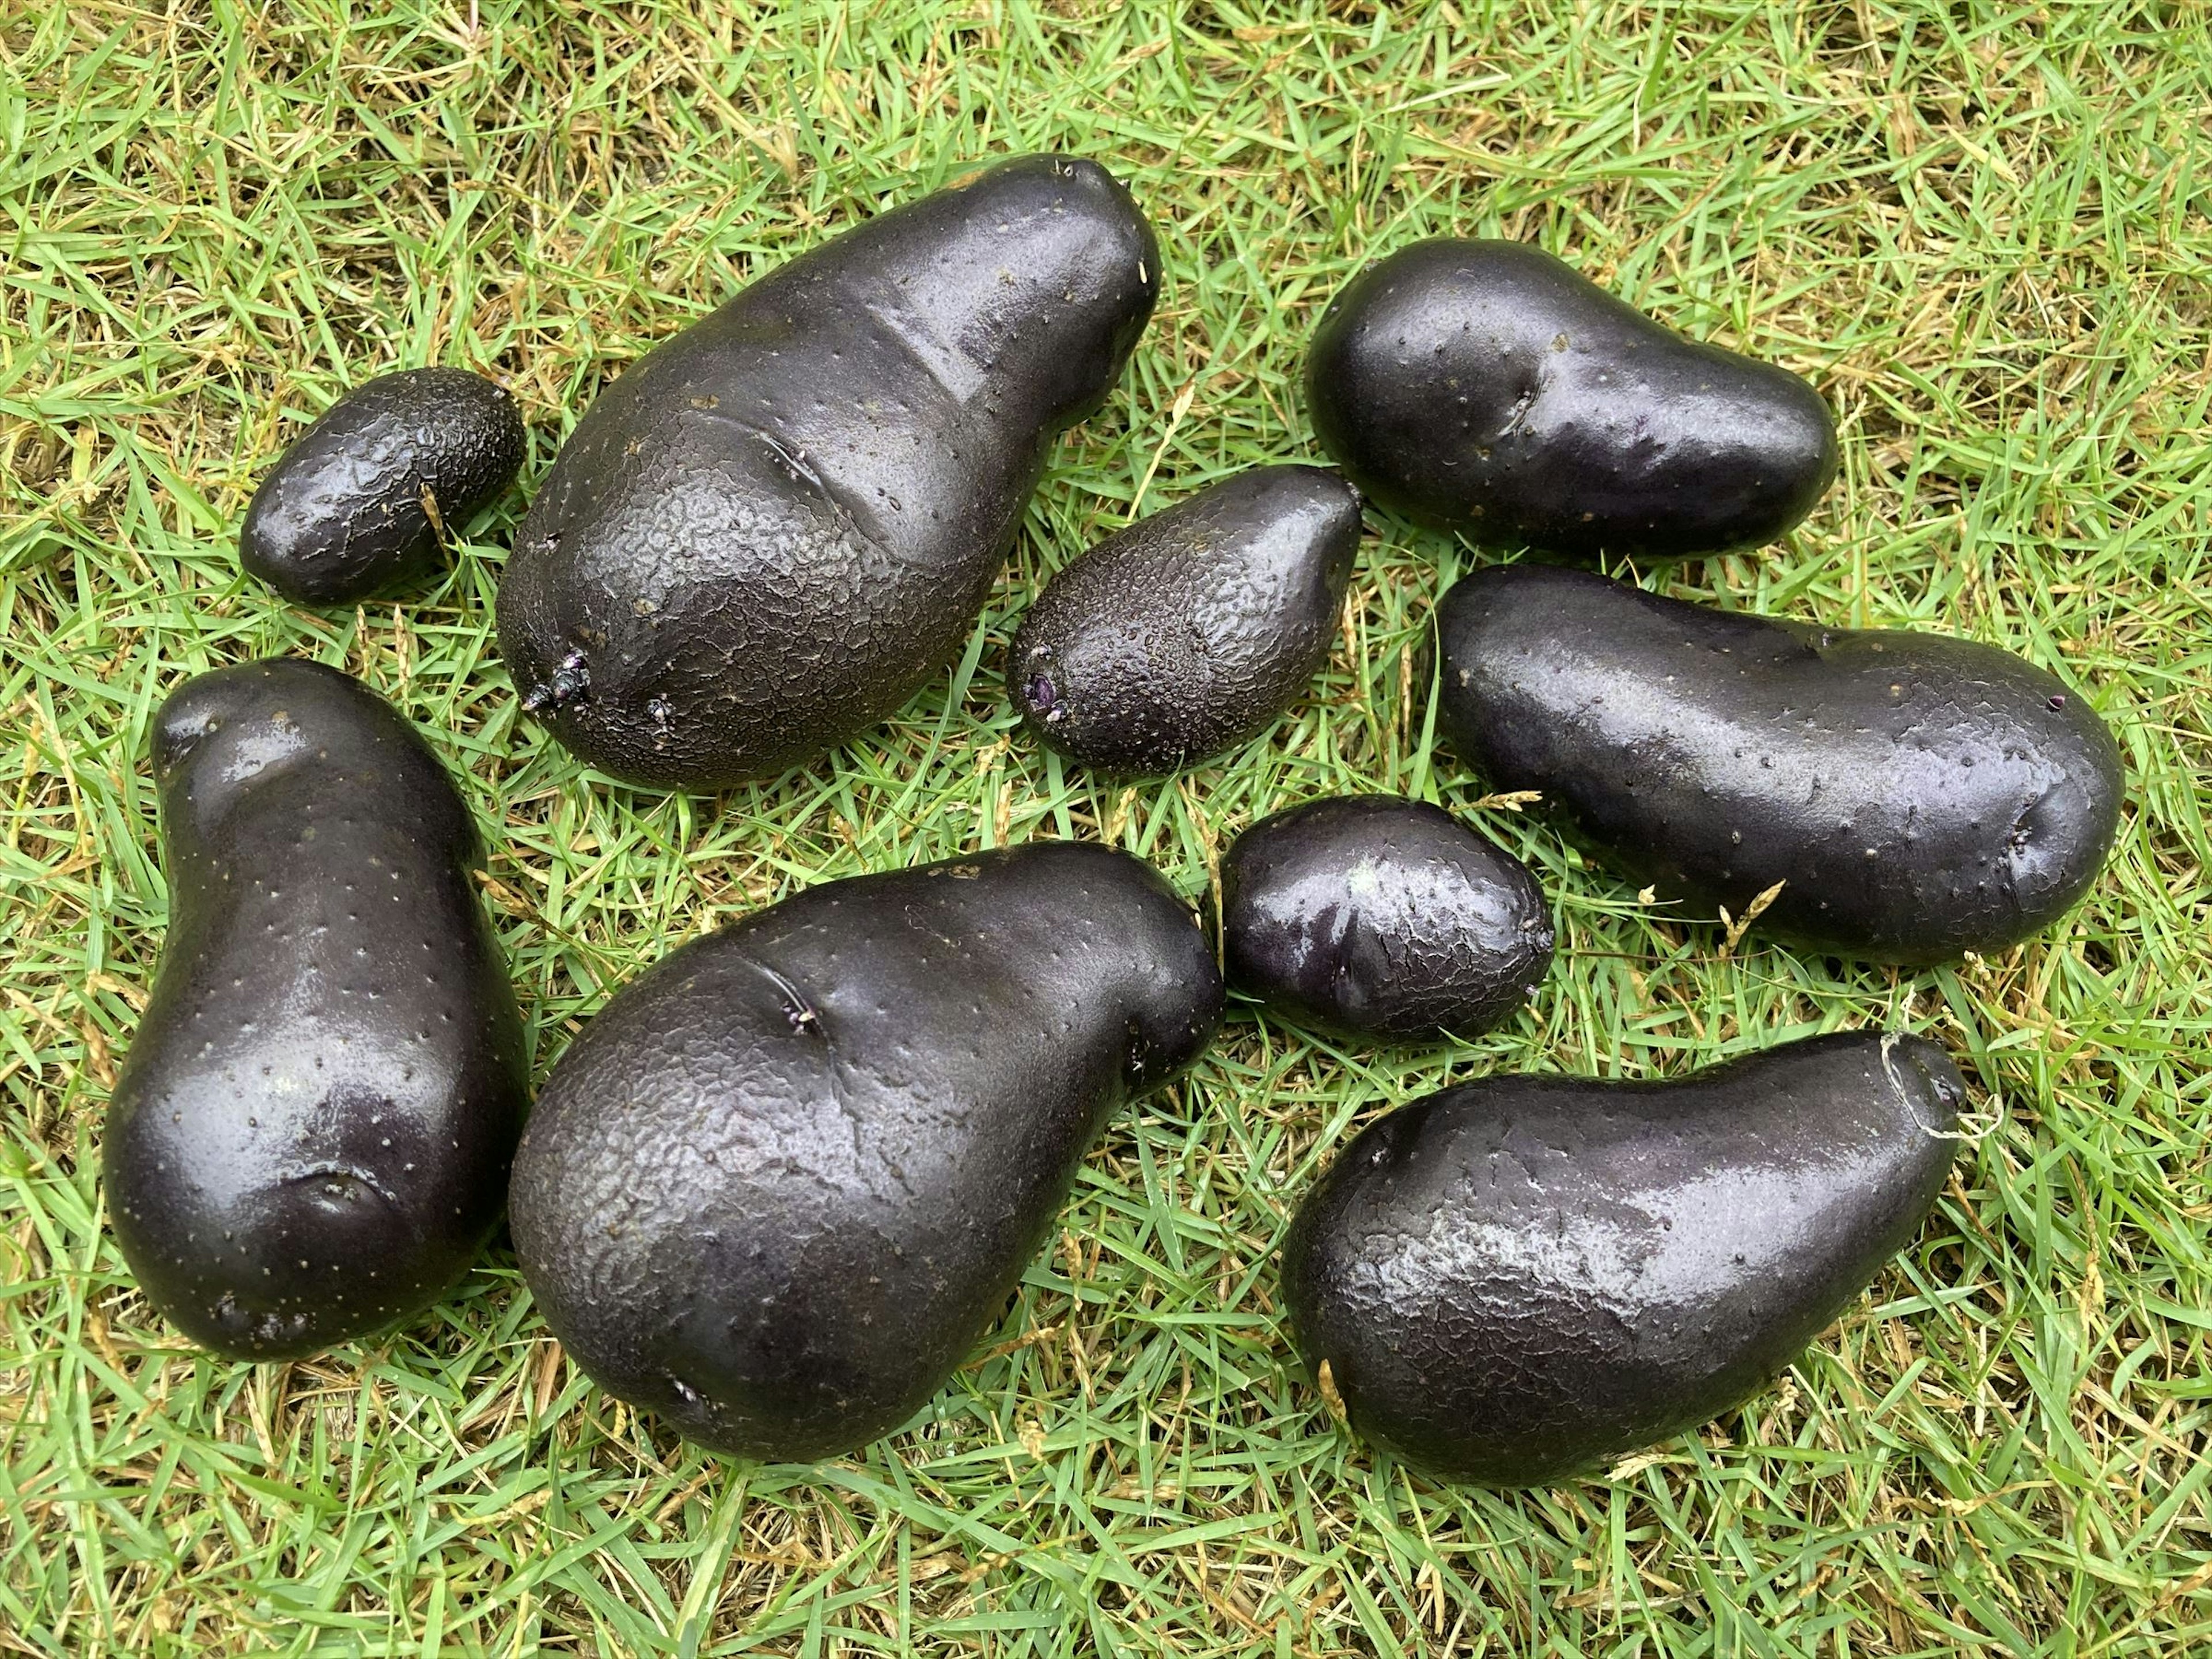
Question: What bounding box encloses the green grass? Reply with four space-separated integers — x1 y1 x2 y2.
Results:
3 1 2209 1653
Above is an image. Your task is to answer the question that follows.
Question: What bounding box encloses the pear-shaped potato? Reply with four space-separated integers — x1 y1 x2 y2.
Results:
104 661 529 1360
507 842 1222 1461
1437 565 2123 962
1220 796 1552 1040
1306 240 1837 559
1281 1032 1965 1485
497 155 1160 790
241 368 525 605
1009 466 1361 773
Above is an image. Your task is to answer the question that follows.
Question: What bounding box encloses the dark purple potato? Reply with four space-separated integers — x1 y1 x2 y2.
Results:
105 661 528 1360
1219 796 1552 1040
1281 1032 1965 1485
498 155 1160 791
240 368 525 604
508 842 1222 1461
1010 466 1361 773
1437 564 2123 963
1306 240 1837 559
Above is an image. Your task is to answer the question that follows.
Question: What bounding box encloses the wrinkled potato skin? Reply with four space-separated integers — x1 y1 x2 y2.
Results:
509 842 1223 1462
1012 466 1361 773
241 369 524 604
499 156 1160 790
1281 1033 1964 1485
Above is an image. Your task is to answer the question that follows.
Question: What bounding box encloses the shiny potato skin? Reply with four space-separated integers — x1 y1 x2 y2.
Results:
497 155 1160 791
507 842 1223 1462
240 369 525 605
104 660 529 1361
1306 240 1838 559
1010 466 1362 772
1219 796 1553 1040
1281 1032 1964 1486
1436 565 2124 963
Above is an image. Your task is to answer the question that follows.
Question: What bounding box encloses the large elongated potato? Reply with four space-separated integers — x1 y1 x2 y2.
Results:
508 842 1222 1461
1281 1032 1965 1484
1436 565 2123 962
498 155 1160 790
105 661 528 1359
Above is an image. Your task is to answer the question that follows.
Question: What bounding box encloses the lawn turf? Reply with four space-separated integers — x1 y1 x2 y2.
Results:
3 2 2210 1654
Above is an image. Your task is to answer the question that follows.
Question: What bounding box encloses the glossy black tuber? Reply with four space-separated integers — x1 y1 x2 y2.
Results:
1281 1032 1965 1484
498 154 1160 790
1306 240 1837 559
241 368 525 604
508 842 1223 1461
105 660 529 1359
1219 796 1552 1040
1011 466 1362 772
1435 564 2123 962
